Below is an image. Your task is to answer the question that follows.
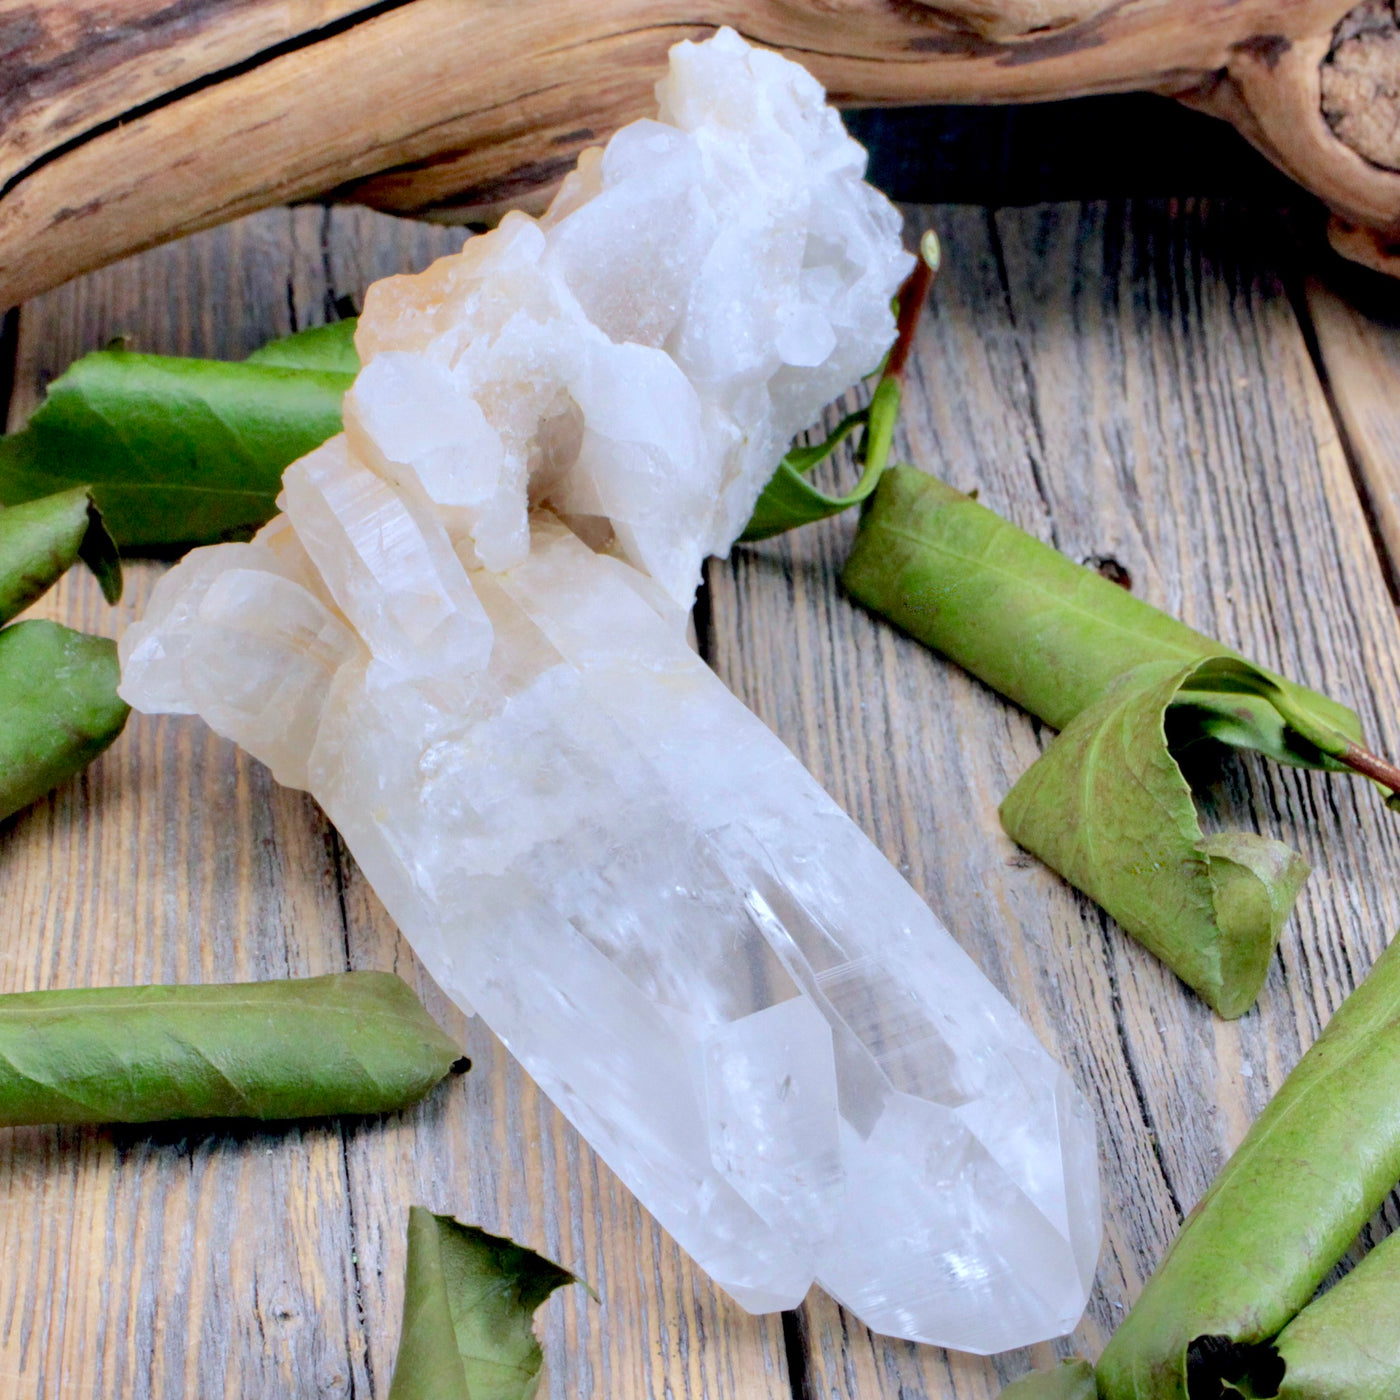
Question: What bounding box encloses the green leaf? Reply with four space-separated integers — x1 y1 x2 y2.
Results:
0 485 121 622
1000 1360 1098 1399
0 351 353 549
843 466 1389 1015
1000 659 1310 1018
388 1208 588 1400
0 619 129 822
1172 657 1358 773
1095 932 1400 1398
245 317 360 372
841 467 1359 749
0 971 462 1124
1264 1227 1400 1398
740 367 904 542
740 409 870 541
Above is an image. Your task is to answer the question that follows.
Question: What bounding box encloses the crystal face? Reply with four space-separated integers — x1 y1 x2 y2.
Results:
119 28 1100 1351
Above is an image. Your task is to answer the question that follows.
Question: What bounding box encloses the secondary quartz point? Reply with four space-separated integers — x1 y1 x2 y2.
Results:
119 28 1100 1351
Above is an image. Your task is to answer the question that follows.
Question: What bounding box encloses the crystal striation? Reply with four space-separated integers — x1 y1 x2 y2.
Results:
119 28 1100 1351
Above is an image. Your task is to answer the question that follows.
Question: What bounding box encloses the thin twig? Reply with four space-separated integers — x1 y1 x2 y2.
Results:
1341 741 1400 797
884 228 940 383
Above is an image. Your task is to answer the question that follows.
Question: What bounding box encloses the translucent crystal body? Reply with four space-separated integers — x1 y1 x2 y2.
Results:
119 29 1100 1350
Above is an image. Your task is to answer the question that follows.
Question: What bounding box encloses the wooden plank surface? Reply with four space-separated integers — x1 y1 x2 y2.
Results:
3 193 1400 1399
1305 265 1400 591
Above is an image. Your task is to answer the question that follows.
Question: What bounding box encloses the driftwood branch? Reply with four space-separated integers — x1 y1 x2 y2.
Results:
2 0 1399 307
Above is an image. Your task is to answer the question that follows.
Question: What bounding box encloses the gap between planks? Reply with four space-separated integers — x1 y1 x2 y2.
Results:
1300 260 1400 604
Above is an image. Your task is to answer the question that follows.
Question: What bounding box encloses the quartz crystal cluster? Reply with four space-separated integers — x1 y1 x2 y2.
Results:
119 28 1100 1351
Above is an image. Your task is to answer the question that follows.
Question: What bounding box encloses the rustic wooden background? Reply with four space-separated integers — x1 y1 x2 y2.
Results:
4 112 1400 1397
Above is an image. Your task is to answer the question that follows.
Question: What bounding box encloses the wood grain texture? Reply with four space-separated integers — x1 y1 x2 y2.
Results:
704 197 1400 1392
3 191 1399 1398
1305 266 1400 585
0 209 377 1400
0 0 380 187
0 205 790 1400
9 0 1400 310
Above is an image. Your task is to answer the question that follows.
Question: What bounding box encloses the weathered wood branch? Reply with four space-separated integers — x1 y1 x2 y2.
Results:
2 0 1399 307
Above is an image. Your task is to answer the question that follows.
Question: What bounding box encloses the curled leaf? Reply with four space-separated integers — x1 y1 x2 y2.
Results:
741 232 938 542
388 1208 588 1400
741 348 905 542
843 466 1393 1014
1000 659 1310 1018
739 407 875 541
1172 658 1354 773
0 971 462 1124
1262 1227 1400 1398
0 619 129 822
0 485 120 621
842 468 1359 751
1095 934 1400 1398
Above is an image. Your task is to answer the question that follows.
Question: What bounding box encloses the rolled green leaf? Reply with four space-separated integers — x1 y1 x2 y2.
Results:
1261 1228 1400 1399
1000 659 1310 1017
0 350 353 549
842 467 1359 754
0 486 121 622
0 971 462 1124
388 1208 586 1400
999 1360 1098 1399
842 466 1393 1013
0 619 129 822
1095 933 1400 1398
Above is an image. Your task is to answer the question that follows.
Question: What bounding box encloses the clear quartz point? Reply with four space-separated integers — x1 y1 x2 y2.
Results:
118 26 1100 1351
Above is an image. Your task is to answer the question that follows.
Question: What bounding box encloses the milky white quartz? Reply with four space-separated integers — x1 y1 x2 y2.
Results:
119 28 1100 1351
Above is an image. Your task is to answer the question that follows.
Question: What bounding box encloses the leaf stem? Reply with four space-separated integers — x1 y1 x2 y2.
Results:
736 227 941 542
861 230 942 481
1340 740 1400 798
884 228 941 384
